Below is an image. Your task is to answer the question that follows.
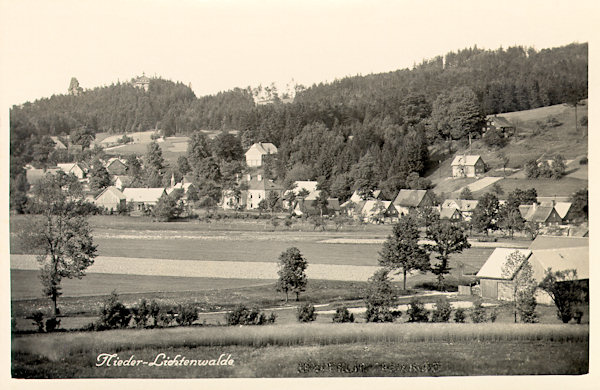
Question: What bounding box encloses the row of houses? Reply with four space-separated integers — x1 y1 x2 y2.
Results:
476 236 588 304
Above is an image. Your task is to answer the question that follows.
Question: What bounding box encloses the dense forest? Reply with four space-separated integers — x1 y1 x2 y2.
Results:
10 43 588 204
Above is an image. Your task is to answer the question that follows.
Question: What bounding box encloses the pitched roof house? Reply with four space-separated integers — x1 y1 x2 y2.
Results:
518 204 563 225
122 188 166 211
245 142 278 167
57 162 88 179
442 199 478 221
477 237 588 303
440 207 462 221
485 115 515 136
451 155 485 178
94 186 126 211
113 175 133 190
393 189 435 216
243 174 284 209
50 136 67 150
295 197 341 216
105 157 128 176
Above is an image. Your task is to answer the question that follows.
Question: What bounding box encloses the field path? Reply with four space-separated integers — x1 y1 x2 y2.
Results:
10 255 380 282
455 176 503 194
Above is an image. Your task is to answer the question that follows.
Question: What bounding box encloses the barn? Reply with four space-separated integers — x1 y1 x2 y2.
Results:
94 186 126 211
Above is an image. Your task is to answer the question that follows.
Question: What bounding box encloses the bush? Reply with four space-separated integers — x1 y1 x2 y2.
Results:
131 299 161 328
332 307 355 323
226 305 273 326
517 291 538 323
454 308 466 323
31 311 45 332
430 297 452 323
365 305 394 323
407 298 429 322
489 307 498 323
297 303 317 323
45 317 61 332
470 300 487 323
175 303 198 326
96 291 132 330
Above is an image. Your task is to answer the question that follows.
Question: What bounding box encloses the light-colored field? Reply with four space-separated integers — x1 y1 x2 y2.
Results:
10 270 270 299
10 254 381 282
472 177 587 197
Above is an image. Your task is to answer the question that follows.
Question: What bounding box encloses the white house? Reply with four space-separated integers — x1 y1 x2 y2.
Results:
57 162 88 180
451 155 486 178
243 173 284 209
245 142 278 167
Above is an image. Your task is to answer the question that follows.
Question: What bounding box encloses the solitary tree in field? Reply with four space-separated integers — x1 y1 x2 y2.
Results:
425 219 471 290
276 247 308 302
21 172 97 316
378 215 430 290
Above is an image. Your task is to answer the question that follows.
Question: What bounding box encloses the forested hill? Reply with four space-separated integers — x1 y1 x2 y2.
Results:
10 43 588 203
296 43 587 116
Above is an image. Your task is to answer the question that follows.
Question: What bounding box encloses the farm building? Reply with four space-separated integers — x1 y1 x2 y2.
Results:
57 162 88 180
451 155 486 178
94 186 126 211
283 181 319 209
477 237 588 304
393 189 436 216
441 199 478 221
548 202 576 224
485 115 515 137
122 188 166 212
245 142 278 167
518 204 563 226
352 200 390 223
105 157 128 176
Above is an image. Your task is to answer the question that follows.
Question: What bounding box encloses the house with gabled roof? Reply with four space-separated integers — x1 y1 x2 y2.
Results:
57 162 88 180
94 186 126 211
105 157 128 176
242 173 284 209
122 188 166 213
518 203 562 226
477 237 588 303
295 197 341 216
485 115 515 137
113 175 133 191
442 199 478 221
451 155 486 178
245 142 278 167
50 136 67 150
393 189 436 216
440 207 462 222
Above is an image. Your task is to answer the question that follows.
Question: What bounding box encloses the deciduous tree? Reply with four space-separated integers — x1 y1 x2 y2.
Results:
425 219 471 289
378 215 430 290
276 247 308 302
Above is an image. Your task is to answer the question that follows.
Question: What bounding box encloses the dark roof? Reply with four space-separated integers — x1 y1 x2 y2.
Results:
393 189 430 207
528 236 588 251
491 116 514 128
247 177 284 191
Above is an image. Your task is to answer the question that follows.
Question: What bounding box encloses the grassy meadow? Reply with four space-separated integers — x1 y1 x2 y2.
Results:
12 323 589 377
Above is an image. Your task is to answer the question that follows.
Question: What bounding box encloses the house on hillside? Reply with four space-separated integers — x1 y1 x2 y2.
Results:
57 162 88 180
451 155 486 178
393 189 436 216
122 188 166 213
442 199 478 221
242 173 284 210
245 142 278 167
485 115 515 137
477 237 588 304
94 186 126 211
50 136 67 150
519 203 563 226
105 157 128 176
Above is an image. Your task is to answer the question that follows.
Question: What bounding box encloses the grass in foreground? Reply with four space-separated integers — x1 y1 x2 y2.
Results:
12 323 588 378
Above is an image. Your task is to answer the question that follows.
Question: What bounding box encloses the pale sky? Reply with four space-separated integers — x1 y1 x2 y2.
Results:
0 0 597 106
